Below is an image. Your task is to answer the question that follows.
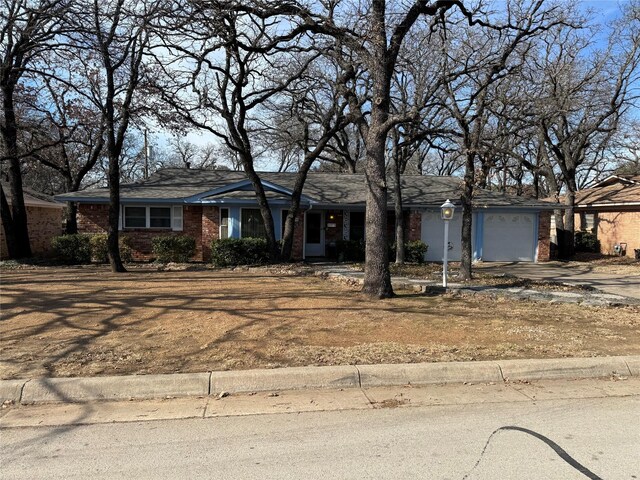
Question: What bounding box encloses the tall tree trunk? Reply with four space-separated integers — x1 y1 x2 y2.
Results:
1 85 32 258
65 202 78 234
362 129 393 298
242 160 278 261
459 152 475 281
393 161 405 265
0 185 18 258
107 146 125 272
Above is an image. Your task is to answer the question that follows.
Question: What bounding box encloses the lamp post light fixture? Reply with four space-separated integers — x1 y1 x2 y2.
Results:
440 199 455 288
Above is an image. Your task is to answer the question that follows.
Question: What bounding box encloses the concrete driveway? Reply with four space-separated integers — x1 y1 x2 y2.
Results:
475 261 640 300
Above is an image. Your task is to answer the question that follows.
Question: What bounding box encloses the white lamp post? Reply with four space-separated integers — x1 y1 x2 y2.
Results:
441 199 455 288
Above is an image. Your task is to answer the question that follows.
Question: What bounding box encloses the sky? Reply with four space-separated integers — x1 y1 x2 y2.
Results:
158 0 636 160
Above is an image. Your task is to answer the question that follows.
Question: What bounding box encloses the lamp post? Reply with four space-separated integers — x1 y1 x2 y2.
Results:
441 199 455 288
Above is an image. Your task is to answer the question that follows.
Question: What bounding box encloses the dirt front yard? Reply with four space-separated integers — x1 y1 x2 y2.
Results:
1 266 639 379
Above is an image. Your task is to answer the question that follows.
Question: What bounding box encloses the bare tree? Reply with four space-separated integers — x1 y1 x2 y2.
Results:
532 4 640 257
152 3 322 260
72 0 157 272
1 0 70 258
439 0 569 280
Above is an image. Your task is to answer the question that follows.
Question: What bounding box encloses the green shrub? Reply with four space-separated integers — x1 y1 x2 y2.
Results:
405 240 428 263
51 234 92 264
152 235 196 263
210 237 270 267
388 240 429 263
335 239 365 262
575 231 600 253
90 234 133 263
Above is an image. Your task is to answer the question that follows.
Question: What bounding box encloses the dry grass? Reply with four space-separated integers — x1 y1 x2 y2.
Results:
1 266 639 379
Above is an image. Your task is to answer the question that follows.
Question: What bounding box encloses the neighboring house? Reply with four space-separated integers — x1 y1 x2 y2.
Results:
1 185 65 259
56 169 557 263
573 175 640 258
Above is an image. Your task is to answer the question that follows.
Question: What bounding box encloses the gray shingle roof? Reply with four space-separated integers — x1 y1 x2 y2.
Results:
57 168 558 209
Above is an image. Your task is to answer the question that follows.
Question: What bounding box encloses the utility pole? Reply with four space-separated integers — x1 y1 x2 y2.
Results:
143 129 149 180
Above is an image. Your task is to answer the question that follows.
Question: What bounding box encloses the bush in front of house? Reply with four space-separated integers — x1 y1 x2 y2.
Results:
210 237 270 267
90 234 133 263
152 235 196 263
403 240 428 263
575 231 600 253
51 234 92 264
335 239 366 262
388 240 429 263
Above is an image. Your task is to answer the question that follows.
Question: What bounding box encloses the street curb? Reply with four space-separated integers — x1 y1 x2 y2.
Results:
19 373 210 405
1 356 638 405
357 361 502 387
210 365 359 394
499 357 632 381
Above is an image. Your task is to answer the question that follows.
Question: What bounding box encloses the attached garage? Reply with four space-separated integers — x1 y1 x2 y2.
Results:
481 212 537 262
421 210 473 262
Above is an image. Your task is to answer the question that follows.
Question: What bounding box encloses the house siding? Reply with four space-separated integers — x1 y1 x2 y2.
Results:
595 210 640 258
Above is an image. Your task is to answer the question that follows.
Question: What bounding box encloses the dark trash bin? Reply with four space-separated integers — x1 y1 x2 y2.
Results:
634 249 640 260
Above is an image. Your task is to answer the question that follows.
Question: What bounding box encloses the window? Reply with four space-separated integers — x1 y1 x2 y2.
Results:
241 208 266 238
150 207 171 228
220 208 229 239
124 207 146 228
123 206 174 229
350 211 365 242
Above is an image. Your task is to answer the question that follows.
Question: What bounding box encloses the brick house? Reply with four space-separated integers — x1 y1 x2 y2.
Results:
573 175 640 258
57 169 556 263
1 187 64 259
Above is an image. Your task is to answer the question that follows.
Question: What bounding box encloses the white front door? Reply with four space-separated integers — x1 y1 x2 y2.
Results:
305 211 325 257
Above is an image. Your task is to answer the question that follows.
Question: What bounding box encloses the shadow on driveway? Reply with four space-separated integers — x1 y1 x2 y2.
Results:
475 262 640 299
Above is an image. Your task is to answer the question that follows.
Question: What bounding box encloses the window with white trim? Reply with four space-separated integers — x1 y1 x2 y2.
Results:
220 208 229 239
241 208 266 238
124 206 174 229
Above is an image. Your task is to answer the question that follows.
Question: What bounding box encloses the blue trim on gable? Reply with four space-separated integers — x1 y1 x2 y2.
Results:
474 211 484 261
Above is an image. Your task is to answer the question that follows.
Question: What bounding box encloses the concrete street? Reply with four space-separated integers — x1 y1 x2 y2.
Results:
475 261 640 299
2 379 639 479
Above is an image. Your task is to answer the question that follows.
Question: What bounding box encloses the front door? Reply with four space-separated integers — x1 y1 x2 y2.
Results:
305 211 324 257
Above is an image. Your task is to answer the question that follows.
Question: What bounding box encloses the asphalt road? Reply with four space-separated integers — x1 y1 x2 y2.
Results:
3 382 639 480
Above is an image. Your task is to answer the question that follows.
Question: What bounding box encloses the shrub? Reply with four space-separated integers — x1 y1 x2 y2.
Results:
210 237 270 267
152 235 196 263
90 234 133 263
388 240 429 263
335 239 365 262
51 234 92 264
403 240 428 263
575 231 600 253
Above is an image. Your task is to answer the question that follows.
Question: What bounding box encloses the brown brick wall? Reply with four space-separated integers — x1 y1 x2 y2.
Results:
77 203 204 262
78 203 109 233
324 210 343 243
537 211 551 262
202 206 219 262
594 210 640 258
1 206 63 259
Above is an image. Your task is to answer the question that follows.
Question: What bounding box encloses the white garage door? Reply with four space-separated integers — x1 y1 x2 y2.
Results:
421 211 466 261
482 213 536 261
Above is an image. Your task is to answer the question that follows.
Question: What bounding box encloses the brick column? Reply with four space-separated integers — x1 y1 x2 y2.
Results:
407 209 422 242
537 211 551 262
202 206 219 262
